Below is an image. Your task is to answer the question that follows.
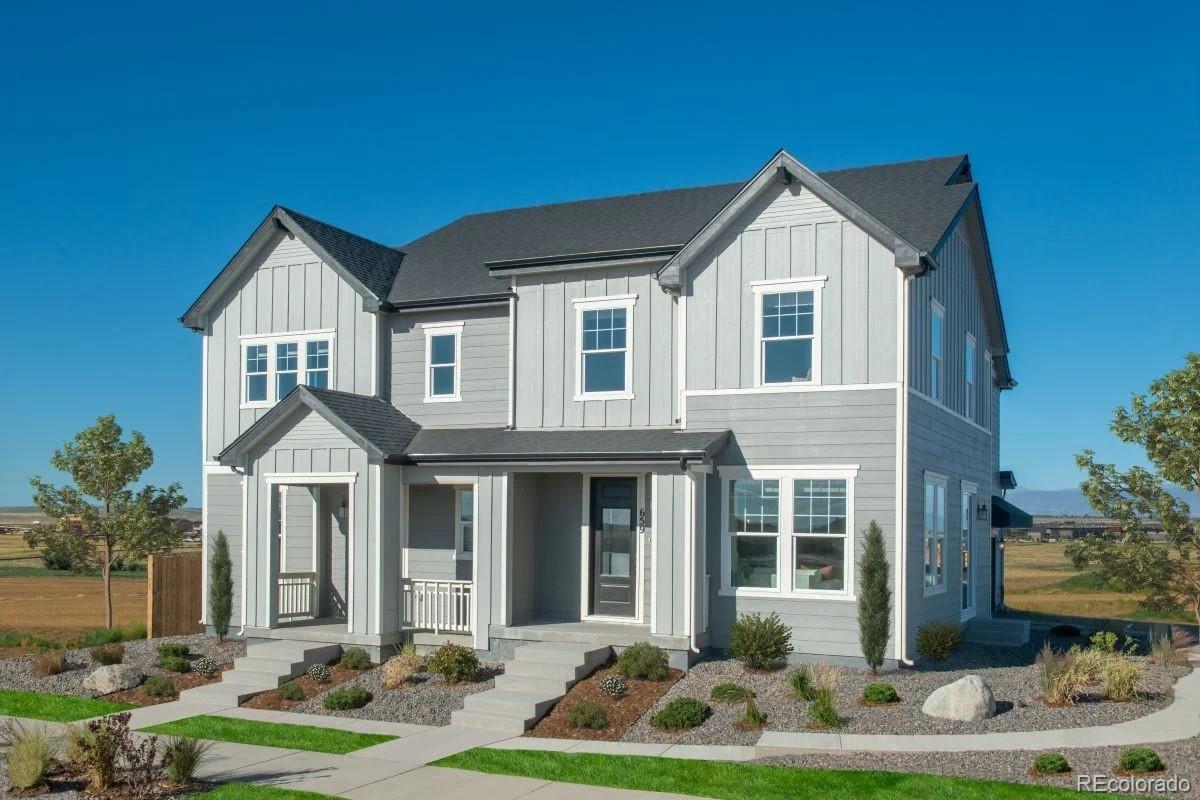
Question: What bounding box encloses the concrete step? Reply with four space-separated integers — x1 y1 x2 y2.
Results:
503 658 590 682
246 641 341 663
178 682 265 707
492 673 572 695
233 656 307 676
449 708 529 734
221 668 289 689
512 643 610 667
964 618 1030 647
462 689 560 718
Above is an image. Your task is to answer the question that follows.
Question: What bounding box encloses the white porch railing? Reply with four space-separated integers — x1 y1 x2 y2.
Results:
277 572 318 622
402 578 473 634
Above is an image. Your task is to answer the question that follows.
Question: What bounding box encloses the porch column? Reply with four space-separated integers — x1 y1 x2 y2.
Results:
472 471 510 651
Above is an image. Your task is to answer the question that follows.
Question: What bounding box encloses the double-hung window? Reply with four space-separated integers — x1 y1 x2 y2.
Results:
965 334 977 420
276 343 299 400
240 330 335 408
423 321 463 402
931 300 945 401
245 345 269 403
574 296 635 399
455 486 474 558
723 467 856 598
924 473 947 592
306 340 330 389
753 277 825 387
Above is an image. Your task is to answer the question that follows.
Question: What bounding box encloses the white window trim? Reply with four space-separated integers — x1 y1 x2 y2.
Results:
454 485 474 560
960 484 976 620
718 465 858 601
923 470 948 597
751 276 826 389
423 321 464 403
983 351 994 427
965 333 977 421
930 300 945 402
239 329 336 409
573 295 637 401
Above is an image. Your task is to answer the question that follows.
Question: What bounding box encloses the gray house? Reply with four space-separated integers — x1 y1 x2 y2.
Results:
182 150 1030 686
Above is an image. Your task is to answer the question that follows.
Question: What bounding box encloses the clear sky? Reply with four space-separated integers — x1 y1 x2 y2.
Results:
1 2 1197 506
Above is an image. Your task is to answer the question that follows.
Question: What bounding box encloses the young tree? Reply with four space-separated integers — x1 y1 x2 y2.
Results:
209 530 233 641
1067 353 1200 624
857 519 891 673
27 415 186 628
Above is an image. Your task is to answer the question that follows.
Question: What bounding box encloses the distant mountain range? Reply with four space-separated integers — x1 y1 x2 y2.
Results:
1007 487 1195 517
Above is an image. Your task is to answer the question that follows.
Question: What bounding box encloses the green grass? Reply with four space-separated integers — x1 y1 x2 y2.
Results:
1049 571 1110 593
200 783 336 799
0 690 135 722
0 565 147 578
140 715 396 755
433 748 1105 800
0 620 147 650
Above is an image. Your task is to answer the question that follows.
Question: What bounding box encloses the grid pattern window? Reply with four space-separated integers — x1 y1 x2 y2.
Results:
429 334 457 397
965 335 977 420
581 307 628 394
924 477 947 591
931 301 945 401
276 343 299 400
792 479 848 592
761 291 815 384
306 340 330 389
456 487 474 558
240 331 333 408
245 345 268 403
728 479 779 589
961 491 973 611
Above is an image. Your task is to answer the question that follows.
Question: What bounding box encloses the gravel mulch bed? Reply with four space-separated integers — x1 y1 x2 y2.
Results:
241 664 364 711
623 639 1191 742
0 635 245 699
101 664 233 707
757 736 1200 799
527 660 683 741
290 662 503 726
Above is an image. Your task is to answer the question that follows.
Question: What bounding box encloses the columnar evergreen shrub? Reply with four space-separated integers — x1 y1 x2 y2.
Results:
209 530 233 641
857 520 891 673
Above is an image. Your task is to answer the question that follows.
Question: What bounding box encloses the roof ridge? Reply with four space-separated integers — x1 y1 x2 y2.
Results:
819 153 967 176
279 206 404 256
455 180 745 220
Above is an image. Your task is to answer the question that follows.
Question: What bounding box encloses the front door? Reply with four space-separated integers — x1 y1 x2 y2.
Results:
589 477 638 618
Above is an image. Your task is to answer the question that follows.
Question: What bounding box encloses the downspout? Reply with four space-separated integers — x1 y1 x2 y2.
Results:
507 278 517 429
897 272 914 666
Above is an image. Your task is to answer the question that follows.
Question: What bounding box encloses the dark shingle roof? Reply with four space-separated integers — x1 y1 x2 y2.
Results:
404 427 729 463
304 387 421 456
280 207 405 301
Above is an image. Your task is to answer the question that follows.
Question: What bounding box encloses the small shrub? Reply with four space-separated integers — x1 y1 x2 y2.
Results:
323 685 373 710
599 674 628 698
1118 747 1165 774
33 650 64 676
651 697 709 730
277 681 304 701
161 736 213 785
617 642 669 681
710 683 753 703
728 612 793 670
382 650 426 689
568 700 608 729
1037 643 1084 706
64 724 93 771
915 620 962 661
1031 753 1071 775
807 688 845 729
76 714 125 791
306 663 332 683
91 643 125 666
158 655 191 673
4 723 57 790
1151 628 1195 667
158 643 190 659
339 647 372 670
191 656 219 677
1090 630 1119 653
1102 657 1143 702
739 696 766 729
789 665 816 701
862 682 899 704
428 642 480 683
144 675 177 697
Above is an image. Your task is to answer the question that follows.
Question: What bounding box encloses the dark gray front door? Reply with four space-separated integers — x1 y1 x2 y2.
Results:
590 477 638 618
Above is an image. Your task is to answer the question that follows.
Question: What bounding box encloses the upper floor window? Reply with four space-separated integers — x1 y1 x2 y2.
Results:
930 300 945 401
923 472 947 593
240 330 334 408
752 277 825 387
455 486 474 558
964 334 977 420
574 295 636 400
423 321 463 402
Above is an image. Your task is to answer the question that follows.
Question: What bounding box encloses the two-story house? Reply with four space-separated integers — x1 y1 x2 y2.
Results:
181 150 1031 678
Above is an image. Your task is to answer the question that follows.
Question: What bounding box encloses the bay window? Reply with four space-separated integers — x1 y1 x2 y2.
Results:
924 473 947 592
240 330 335 408
752 277 825 387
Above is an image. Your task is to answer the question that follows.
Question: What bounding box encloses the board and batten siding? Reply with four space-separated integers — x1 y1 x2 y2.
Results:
514 265 677 428
205 472 244 628
388 306 509 427
203 231 376 458
404 485 471 582
685 183 898 391
689 388 898 659
282 486 316 573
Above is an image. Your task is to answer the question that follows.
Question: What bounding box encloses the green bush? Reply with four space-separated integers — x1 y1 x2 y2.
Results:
306 663 332 683
599 675 628 698
1031 753 1071 775
857 520 892 674
789 665 816 701
209 530 234 641
157 643 190 659
862 682 899 704
915 620 962 661
428 643 480 683
158 655 191 673
1118 747 1165 774
1102 657 1142 702
739 696 766 729
651 697 709 730
91 644 125 665
323 685 373 710
277 681 304 701
807 688 844 729
568 700 608 729
4 723 57 790
339 647 372 670
191 656 219 677
1090 630 1119 653
144 675 177 697
617 642 669 681
728 612 792 670
709 683 752 703
76 621 146 648
160 736 213 784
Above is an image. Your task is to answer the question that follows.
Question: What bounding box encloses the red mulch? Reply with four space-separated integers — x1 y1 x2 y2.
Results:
100 664 232 706
526 660 683 741
241 664 365 710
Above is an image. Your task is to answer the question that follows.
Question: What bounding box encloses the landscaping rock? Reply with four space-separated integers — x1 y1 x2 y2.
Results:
82 664 144 694
921 675 996 721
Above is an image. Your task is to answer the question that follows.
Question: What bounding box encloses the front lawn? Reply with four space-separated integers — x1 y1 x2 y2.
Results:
202 783 336 799
0 689 135 721
433 748 1095 800
140 714 396 754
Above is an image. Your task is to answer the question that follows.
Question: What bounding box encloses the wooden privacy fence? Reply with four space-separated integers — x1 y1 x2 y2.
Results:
147 552 204 638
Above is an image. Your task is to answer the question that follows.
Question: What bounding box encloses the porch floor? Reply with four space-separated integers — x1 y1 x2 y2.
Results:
244 618 404 648
490 620 690 651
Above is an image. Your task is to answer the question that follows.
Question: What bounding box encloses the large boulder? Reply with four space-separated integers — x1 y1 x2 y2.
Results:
921 675 996 721
82 664 144 695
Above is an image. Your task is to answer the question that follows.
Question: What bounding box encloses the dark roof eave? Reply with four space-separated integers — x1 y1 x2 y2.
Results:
382 292 514 312
486 245 682 272
402 450 716 464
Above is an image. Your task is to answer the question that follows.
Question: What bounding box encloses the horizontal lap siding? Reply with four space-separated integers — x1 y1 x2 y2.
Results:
206 473 244 627
691 389 898 659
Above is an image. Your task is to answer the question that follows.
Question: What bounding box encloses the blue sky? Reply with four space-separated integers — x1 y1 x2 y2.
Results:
1 2 1197 506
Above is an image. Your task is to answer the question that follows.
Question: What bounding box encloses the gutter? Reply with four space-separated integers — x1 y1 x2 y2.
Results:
395 450 716 465
377 292 513 313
